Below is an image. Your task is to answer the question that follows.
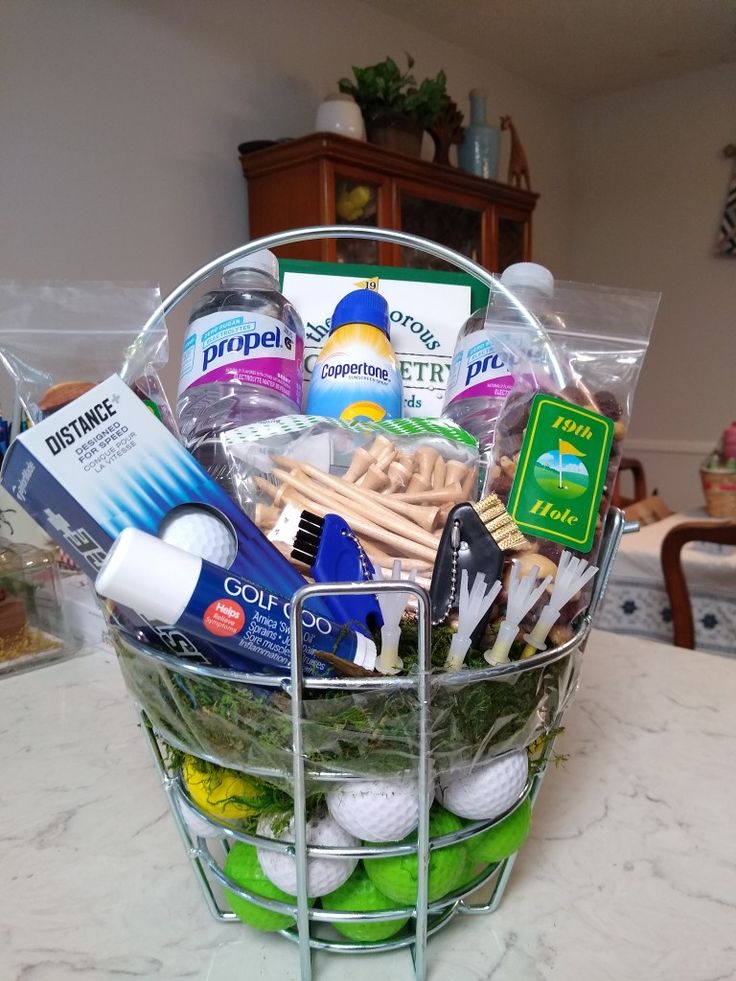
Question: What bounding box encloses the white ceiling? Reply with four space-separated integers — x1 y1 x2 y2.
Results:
359 0 736 100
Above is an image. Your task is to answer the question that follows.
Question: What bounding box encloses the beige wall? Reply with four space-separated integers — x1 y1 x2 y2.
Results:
0 0 574 402
571 64 736 510
5 0 728 515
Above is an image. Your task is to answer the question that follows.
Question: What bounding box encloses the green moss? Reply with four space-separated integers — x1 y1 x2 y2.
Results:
117 620 574 786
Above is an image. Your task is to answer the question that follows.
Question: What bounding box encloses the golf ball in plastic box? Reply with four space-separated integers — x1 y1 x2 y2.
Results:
159 505 237 567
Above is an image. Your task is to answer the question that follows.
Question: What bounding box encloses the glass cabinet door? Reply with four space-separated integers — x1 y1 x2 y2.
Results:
398 192 483 270
497 212 528 272
333 175 380 264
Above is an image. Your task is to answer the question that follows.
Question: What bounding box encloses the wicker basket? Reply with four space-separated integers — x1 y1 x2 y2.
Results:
700 467 736 518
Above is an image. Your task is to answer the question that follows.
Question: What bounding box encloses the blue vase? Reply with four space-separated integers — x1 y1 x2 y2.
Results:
458 89 500 180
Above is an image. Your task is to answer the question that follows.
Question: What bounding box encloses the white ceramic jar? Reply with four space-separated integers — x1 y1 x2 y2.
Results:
315 93 365 140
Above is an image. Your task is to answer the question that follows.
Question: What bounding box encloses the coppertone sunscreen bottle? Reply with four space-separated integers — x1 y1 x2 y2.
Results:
306 289 402 422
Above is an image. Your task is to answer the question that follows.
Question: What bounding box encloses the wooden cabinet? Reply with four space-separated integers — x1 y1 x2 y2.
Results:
239 133 538 271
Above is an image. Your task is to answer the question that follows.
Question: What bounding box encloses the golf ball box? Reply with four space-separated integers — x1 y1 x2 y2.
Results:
0 374 324 667
2 374 318 580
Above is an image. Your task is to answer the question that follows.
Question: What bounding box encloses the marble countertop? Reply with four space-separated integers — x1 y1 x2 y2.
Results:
1 631 735 981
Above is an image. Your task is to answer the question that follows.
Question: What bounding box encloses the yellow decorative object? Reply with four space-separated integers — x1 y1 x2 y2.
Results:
181 755 267 820
354 276 380 291
336 185 371 221
340 399 387 423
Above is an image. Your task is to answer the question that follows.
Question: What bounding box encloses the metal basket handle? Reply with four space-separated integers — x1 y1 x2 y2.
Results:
142 224 566 389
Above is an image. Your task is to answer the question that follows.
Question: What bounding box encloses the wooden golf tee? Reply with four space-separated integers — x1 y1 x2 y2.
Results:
391 483 464 504
272 466 438 551
417 446 439 484
272 457 440 536
386 461 412 492
343 447 374 483
432 455 446 489
270 468 438 563
407 473 431 494
361 465 391 492
461 466 478 500
254 475 310 511
366 434 395 460
445 459 468 487
255 503 280 529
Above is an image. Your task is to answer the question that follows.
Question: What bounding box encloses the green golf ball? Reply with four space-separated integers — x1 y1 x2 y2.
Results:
469 796 532 866
224 842 308 932
321 864 410 942
364 806 467 904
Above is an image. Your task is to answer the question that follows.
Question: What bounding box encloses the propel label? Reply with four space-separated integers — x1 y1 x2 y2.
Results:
507 394 614 553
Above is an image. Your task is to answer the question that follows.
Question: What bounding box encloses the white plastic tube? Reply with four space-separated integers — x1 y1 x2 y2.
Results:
96 528 376 673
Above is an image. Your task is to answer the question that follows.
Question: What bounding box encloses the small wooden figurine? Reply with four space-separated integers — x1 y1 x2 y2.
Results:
428 99 465 166
500 115 531 190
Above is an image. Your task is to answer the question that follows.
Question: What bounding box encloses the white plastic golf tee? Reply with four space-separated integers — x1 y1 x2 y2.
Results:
485 562 552 666
375 560 417 675
445 569 502 671
522 551 599 656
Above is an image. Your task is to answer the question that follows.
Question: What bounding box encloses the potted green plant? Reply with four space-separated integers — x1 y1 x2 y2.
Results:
338 54 448 156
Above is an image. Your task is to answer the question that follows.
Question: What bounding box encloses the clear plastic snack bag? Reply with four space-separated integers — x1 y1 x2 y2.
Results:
0 280 178 434
220 414 480 581
484 280 660 500
479 278 660 644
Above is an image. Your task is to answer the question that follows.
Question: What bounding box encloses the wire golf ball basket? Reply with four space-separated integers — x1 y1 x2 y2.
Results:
113 227 630 981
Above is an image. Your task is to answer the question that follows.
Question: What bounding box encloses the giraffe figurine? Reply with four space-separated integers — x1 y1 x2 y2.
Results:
500 115 531 190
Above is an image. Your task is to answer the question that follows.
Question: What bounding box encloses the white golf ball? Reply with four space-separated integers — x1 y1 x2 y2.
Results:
256 811 359 898
176 794 223 840
437 750 528 821
159 506 237 568
327 775 434 842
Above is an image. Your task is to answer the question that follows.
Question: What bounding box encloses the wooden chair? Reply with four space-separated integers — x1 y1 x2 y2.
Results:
660 520 736 648
611 457 647 509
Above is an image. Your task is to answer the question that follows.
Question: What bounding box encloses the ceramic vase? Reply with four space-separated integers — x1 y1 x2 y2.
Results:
315 94 365 140
458 89 500 180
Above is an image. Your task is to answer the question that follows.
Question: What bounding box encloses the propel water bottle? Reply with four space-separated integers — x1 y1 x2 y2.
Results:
177 250 304 492
442 262 554 454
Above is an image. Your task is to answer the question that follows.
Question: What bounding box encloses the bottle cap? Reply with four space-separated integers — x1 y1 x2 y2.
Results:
96 528 202 624
223 249 279 280
500 262 554 297
330 289 390 337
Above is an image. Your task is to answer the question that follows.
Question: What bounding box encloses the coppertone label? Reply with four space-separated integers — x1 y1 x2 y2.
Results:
507 395 614 552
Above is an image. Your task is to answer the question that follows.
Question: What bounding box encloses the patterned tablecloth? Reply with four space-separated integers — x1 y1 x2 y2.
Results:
597 511 736 656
